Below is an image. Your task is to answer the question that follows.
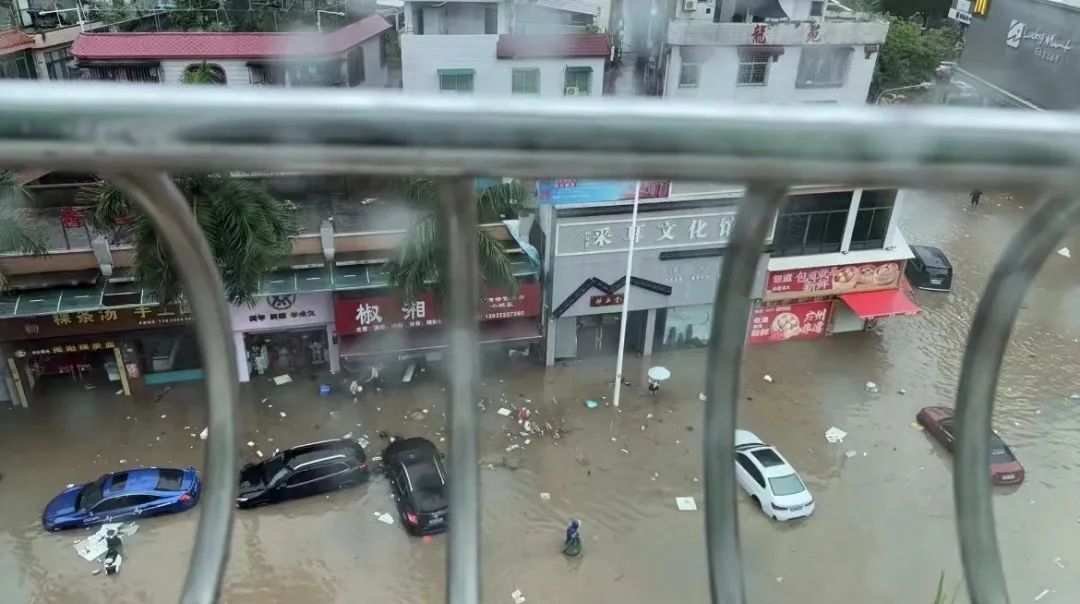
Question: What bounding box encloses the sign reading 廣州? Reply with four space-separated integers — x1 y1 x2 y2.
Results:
749 300 833 344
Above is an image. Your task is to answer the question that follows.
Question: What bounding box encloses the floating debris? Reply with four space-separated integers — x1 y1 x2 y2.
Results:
763 374 773 383
272 374 292 385
825 426 848 444
675 497 697 511
865 381 879 393
1057 247 1071 259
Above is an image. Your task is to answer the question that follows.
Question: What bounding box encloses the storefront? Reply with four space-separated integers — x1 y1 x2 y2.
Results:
0 303 196 406
230 292 338 382
753 258 919 343
543 200 769 365
333 282 542 366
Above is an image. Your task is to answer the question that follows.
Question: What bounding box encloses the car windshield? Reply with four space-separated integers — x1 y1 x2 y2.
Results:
768 473 806 497
77 478 107 511
990 438 1016 463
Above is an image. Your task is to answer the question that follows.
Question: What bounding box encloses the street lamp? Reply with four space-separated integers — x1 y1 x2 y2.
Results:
875 81 934 104
317 10 346 32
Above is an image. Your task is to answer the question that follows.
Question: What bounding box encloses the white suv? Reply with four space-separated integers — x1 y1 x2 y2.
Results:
734 430 814 521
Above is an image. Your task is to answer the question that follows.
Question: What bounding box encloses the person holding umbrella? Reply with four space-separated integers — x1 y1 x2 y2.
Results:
647 366 671 394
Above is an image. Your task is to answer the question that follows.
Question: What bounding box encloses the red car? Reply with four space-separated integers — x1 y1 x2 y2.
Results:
916 406 1025 486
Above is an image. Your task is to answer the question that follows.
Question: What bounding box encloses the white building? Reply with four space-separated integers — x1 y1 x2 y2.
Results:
661 0 888 104
70 15 394 88
401 0 611 96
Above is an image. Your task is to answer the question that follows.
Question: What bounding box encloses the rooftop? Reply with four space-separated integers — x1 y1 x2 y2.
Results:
71 15 392 61
0 28 34 56
496 33 610 59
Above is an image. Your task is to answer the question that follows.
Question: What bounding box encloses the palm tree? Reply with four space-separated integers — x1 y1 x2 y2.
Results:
181 61 227 85
78 175 295 306
0 171 48 290
387 178 529 304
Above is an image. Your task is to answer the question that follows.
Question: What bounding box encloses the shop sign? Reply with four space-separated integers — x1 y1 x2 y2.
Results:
556 210 737 256
335 283 541 334
1005 19 1072 63
589 294 624 307
749 300 832 344
537 180 670 205
230 292 332 332
0 303 192 342
14 339 117 357
763 260 902 301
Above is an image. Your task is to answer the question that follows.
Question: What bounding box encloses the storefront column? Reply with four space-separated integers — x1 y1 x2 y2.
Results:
884 189 905 249
234 332 250 383
545 318 557 367
117 341 148 401
642 308 657 356
326 324 340 375
840 188 864 253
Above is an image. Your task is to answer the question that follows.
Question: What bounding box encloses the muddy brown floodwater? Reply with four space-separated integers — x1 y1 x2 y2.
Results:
2 190 1080 604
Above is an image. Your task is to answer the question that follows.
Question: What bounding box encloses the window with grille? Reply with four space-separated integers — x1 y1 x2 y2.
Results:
796 47 853 88
81 64 160 83
564 66 591 95
44 48 73 81
849 189 897 250
736 51 770 86
771 192 851 256
679 63 701 88
439 69 475 93
0 53 32 79
511 68 540 94
249 63 286 86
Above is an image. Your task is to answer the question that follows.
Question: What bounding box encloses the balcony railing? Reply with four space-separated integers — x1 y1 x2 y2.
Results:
0 82 1067 604
667 19 889 47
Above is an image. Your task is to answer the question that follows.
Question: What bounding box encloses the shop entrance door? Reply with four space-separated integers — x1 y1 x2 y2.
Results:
576 311 646 358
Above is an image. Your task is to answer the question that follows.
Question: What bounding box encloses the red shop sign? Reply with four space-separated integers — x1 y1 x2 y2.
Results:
749 300 832 344
335 282 540 334
764 260 902 300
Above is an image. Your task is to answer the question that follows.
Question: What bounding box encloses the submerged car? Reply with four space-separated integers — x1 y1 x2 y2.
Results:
905 245 953 292
237 439 369 509
383 437 448 535
43 467 200 531
916 406 1025 485
733 430 814 521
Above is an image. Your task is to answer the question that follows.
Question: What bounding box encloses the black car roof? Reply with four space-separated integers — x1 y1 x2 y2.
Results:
912 245 951 269
285 439 366 468
383 437 438 463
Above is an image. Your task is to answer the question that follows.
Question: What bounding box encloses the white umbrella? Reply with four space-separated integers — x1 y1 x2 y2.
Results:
648 366 671 382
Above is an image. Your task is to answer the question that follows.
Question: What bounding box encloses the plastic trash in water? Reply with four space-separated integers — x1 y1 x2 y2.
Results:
675 496 697 511
375 512 394 525
199 427 209 440
511 589 526 604
763 374 773 383
497 407 512 416
272 374 292 385
865 381 879 393
1057 247 1071 258
825 426 848 444
540 492 551 501
584 400 599 409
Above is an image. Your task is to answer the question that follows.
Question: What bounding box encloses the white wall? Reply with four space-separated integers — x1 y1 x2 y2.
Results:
359 36 389 87
664 43 877 104
401 33 605 95
160 59 253 86
672 0 814 22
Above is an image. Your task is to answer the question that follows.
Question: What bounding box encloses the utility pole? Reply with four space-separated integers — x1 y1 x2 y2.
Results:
612 180 642 408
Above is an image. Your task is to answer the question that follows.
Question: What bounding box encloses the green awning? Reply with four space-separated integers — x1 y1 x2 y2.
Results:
438 68 476 76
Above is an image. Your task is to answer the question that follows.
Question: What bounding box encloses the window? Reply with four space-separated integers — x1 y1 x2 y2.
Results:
249 63 286 86
44 47 74 80
0 53 33 79
511 68 540 94
736 50 770 86
564 66 591 95
156 469 184 491
285 463 343 487
940 419 955 438
796 47 853 88
678 63 700 88
93 495 153 513
484 4 498 34
348 48 366 86
810 0 825 17
182 62 227 85
111 473 130 491
849 189 896 251
736 453 765 488
439 69 475 93
772 192 851 257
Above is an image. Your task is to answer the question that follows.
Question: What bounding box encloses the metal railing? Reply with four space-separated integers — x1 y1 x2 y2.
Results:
1 82 1074 604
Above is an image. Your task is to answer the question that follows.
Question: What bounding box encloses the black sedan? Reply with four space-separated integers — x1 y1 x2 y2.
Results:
237 439 369 509
905 245 953 292
383 437 448 535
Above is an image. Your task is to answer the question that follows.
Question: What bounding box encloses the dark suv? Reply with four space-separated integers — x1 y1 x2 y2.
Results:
905 245 953 292
237 439 369 508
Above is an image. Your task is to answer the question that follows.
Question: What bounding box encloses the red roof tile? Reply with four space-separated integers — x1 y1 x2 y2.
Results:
0 28 34 56
71 15 391 61
496 33 610 60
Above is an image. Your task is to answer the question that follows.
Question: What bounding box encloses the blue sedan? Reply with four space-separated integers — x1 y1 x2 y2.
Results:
42 467 200 531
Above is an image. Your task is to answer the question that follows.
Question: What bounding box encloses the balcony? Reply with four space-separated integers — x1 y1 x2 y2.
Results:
666 19 888 47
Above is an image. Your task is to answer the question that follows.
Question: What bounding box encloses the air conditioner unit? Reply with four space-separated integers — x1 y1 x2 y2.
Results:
565 86 580 96
683 0 696 11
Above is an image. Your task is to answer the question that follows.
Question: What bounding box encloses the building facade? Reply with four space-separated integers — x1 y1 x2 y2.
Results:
400 0 610 96
230 292 339 383
70 15 394 87
650 0 887 103
947 0 1077 109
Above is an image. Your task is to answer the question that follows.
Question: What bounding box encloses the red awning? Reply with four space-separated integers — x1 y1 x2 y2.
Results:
339 318 540 358
840 289 920 319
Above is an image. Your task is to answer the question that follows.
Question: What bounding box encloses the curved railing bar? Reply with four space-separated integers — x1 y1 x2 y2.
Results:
954 193 1080 604
107 172 238 604
703 183 790 604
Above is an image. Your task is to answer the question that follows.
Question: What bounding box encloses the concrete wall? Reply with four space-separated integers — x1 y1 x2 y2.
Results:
360 36 389 88
672 0 814 23
401 33 605 95
664 42 877 104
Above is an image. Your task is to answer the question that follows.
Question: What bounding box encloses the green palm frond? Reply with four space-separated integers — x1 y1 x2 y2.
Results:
181 61 225 85
76 180 133 240
0 171 48 256
931 572 960 604
478 227 518 296
477 180 528 222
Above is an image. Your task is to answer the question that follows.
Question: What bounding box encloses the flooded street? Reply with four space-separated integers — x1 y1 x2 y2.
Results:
2 189 1080 603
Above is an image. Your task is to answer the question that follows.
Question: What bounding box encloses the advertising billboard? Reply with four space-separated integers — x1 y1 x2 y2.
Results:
536 180 671 205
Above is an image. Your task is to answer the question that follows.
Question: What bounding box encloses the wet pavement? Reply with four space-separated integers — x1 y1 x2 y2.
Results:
3 189 1080 603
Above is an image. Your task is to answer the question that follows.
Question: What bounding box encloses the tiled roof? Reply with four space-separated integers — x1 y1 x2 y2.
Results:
496 33 610 60
0 28 34 56
71 15 391 61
